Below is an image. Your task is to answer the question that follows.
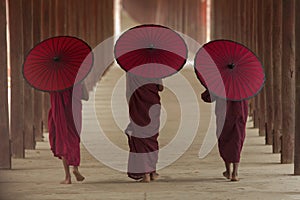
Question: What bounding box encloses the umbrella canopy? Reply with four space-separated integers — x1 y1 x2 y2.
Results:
194 39 265 101
114 24 187 78
23 36 93 92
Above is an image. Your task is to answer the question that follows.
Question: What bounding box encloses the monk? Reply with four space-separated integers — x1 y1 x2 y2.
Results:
48 83 88 184
125 73 163 182
201 90 248 181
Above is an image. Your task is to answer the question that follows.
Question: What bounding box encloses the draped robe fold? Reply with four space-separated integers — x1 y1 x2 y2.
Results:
48 84 82 166
201 90 248 163
125 73 162 180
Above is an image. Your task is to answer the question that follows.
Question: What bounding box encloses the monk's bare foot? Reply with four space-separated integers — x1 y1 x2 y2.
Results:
139 174 150 183
223 171 230 179
60 178 71 184
231 174 239 182
73 170 85 182
150 172 159 181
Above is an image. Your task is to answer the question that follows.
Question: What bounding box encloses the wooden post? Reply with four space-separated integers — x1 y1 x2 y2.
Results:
55 0 67 36
9 0 25 158
32 0 43 142
225 0 233 40
281 0 295 164
232 0 236 41
210 0 216 40
214 0 222 39
294 0 300 174
41 0 51 134
199 0 206 43
250 0 256 51
251 0 257 116
272 0 283 153
49 0 55 36
257 0 266 137
0 0 11 169
221 0 229 39
263 0 274 145
22 0 35 150
40 0 50 39
96 0 103 44
89 0 97 48
78 0 87 41
253 0 260 129
66 0 77 37
235 0 242 43
240 0 247 43
246 0 255 123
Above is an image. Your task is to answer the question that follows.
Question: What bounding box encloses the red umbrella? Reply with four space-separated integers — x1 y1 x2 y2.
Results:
114 24 187 78
23 36 93 92
194 39 265 101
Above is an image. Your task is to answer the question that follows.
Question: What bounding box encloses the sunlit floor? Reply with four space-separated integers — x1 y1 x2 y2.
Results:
0 67 299 200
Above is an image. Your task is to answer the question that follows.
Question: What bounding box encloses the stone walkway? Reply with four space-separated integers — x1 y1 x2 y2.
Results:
0 67 299 200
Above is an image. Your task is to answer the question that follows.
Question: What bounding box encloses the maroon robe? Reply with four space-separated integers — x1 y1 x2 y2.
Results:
201 90 248 163
125 73 162 180
48 84 82 166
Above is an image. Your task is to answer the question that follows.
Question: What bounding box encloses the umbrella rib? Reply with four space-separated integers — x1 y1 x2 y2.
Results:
236 70 256 97
238 74 255 98
63 39 80 53
29 48 51 59
62 62 81 76
237 75 252 99
24 69 41 86
42 66 55 91
233 42 238 65
57 65 70 89
56 37 66 57
35 43 53 58
121 50 147 71
148 27 155 47
151 26 164 49
205 45 228 68
63 50 86 61
196 52 217 67
139 28 149 48
228 73 236 99
30 64 53 90
220 70 231 99
26 64 49 82
201 67 221 86
238 68 263 77
131 51 148 70
52 37 59 57
44 40 55 58
157 28 172 50
235 43 246 67
25 56 51 62
65 49 91 62
160 50 183 75
234 51 252 66
244 71 264 87
222 41 232 64
236 56 259 66
211 74 226 97
63 41 89 61
235 74 243 100
151 50 171 77
25 61 49 71
213 42 229 64
63 61 80 74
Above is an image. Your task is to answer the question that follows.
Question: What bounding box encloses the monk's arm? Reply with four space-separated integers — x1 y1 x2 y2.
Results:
157 79 164 91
